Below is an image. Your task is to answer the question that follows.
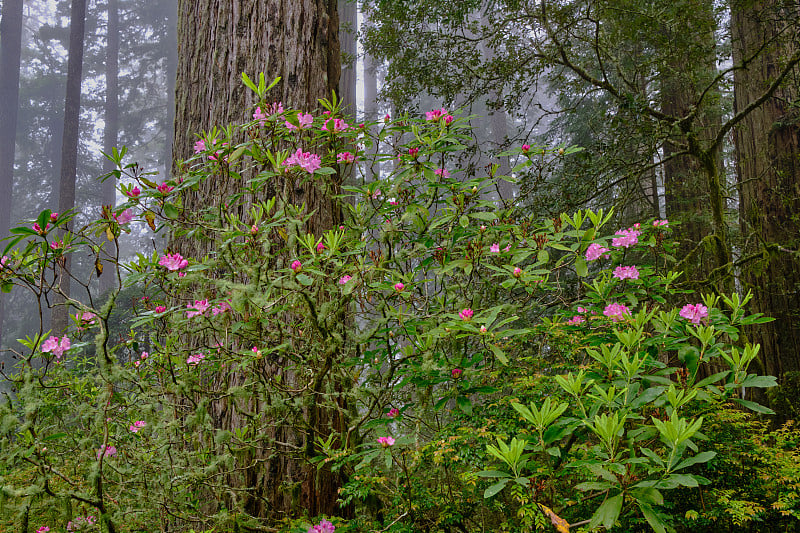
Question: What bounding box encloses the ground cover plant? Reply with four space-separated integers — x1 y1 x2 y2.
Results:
0 77 793 532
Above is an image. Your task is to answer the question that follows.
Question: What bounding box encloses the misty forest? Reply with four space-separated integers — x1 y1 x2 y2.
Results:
0 0 799 531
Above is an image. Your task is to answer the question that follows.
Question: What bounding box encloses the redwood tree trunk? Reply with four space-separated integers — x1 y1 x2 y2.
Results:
733 0 800 381
172 0 341 519
0 0 24 350
52 0 88 333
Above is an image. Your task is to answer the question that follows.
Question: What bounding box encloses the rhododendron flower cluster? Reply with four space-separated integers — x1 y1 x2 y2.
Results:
129 421 146 433
377 436 395 447
307 519 335 533
434 168 450 178
680 303 709 324
613 265 640 280
286 112 313 130
603 303 631 321
212 301 231 316
387 408 400 418
186 299 210 318
452 368 463 378
115 208 134 224
290 260 302 272
283 148 322 173
653 219 669 227
338 275 352 285
566 315 585 325
459 308 474 321
612 228 641 248
156 182 174 194
425 108 453 124
97 445 117 458
159 253 188 271
336 151 356 163
0 255 8 269
67 516 96 533
490 243 500 253
586 243 610 261
193 139 206 153
187 353 205 365
322 118 349 132
394 282 404 292
41 336 70 359
125 186 141 198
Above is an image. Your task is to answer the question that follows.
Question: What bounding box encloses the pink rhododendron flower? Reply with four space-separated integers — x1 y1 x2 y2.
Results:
388 197 398 206
613 265 640 280
159 253 188 271
129 421 146 433
603 303 631 322
307 519 336 533
186 299 210 318
283 148 322 173
336 151 356 163
387 408 400 418
49 240 62 250
371 189 382 199
566 315 585 325
316 242 326 253
255 102 283 123
426 108 447 121
155 305 167 313
408 147 419 157
513 267 522 277
577 306 587 313
125 186 141 198
322 118 349 132
33 222 49 234
480 325 488 333
115 208 134 224
434 168 450 178
0 255 8 269
193 139 206 153
212 301 232 316
490 243 500 253
459 308 474 321
339 275 352 285
452 368 463 378
80 311 98 326
586 243 610 261
680 303 709 324
97 445 117 458
377 436 395 447
36 527 50 533
290 260 302 272
285 112 313 130
521 144 531 152
49 212 59 222
653 219 669 227
187 353 205 365
612 228 641 248
157 182 174 194
394 282 405 292
41 336 70 359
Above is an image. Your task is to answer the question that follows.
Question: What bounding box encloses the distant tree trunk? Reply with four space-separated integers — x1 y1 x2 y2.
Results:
172 0 341 519
733 0 800 382
0 0 24 350
163 0 178 177
52 0 87 334
661 0 722 285
339 0 357 117
101 0 120 295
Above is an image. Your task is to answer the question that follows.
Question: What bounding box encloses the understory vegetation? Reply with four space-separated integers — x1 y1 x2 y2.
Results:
0 80 795 532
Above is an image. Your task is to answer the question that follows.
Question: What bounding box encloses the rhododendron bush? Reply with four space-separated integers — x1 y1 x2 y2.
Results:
0 77 780 532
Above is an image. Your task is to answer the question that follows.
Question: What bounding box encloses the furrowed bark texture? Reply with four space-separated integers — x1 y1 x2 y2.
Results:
733 0 800 380
173 0 342 519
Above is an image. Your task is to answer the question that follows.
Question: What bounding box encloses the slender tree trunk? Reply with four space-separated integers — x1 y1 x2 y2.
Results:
172 0 342 518
52 0 87 334
733 0 800 381
101 0 120 295
0 0 24 350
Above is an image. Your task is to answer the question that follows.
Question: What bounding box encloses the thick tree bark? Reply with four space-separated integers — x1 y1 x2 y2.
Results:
172 0 342 519
662 0 723 284
0 0 24 350
339 0 357 117
733 0 800 381
52 0 88 334
164 0 178 177
101 0 120 295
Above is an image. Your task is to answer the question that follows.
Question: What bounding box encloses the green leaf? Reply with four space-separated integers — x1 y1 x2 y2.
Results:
639 502 667 533
484 479 509 498
575 256 588 277
296 274 314 286
459 215 470 228
1 282 12 293
476 470 511 478
739 375 778 388
163 202 180 219
673 451 716 471
734 398 775 414
313 166 337 175
489 344 509 365
590 493 623 530
456 396 472 415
